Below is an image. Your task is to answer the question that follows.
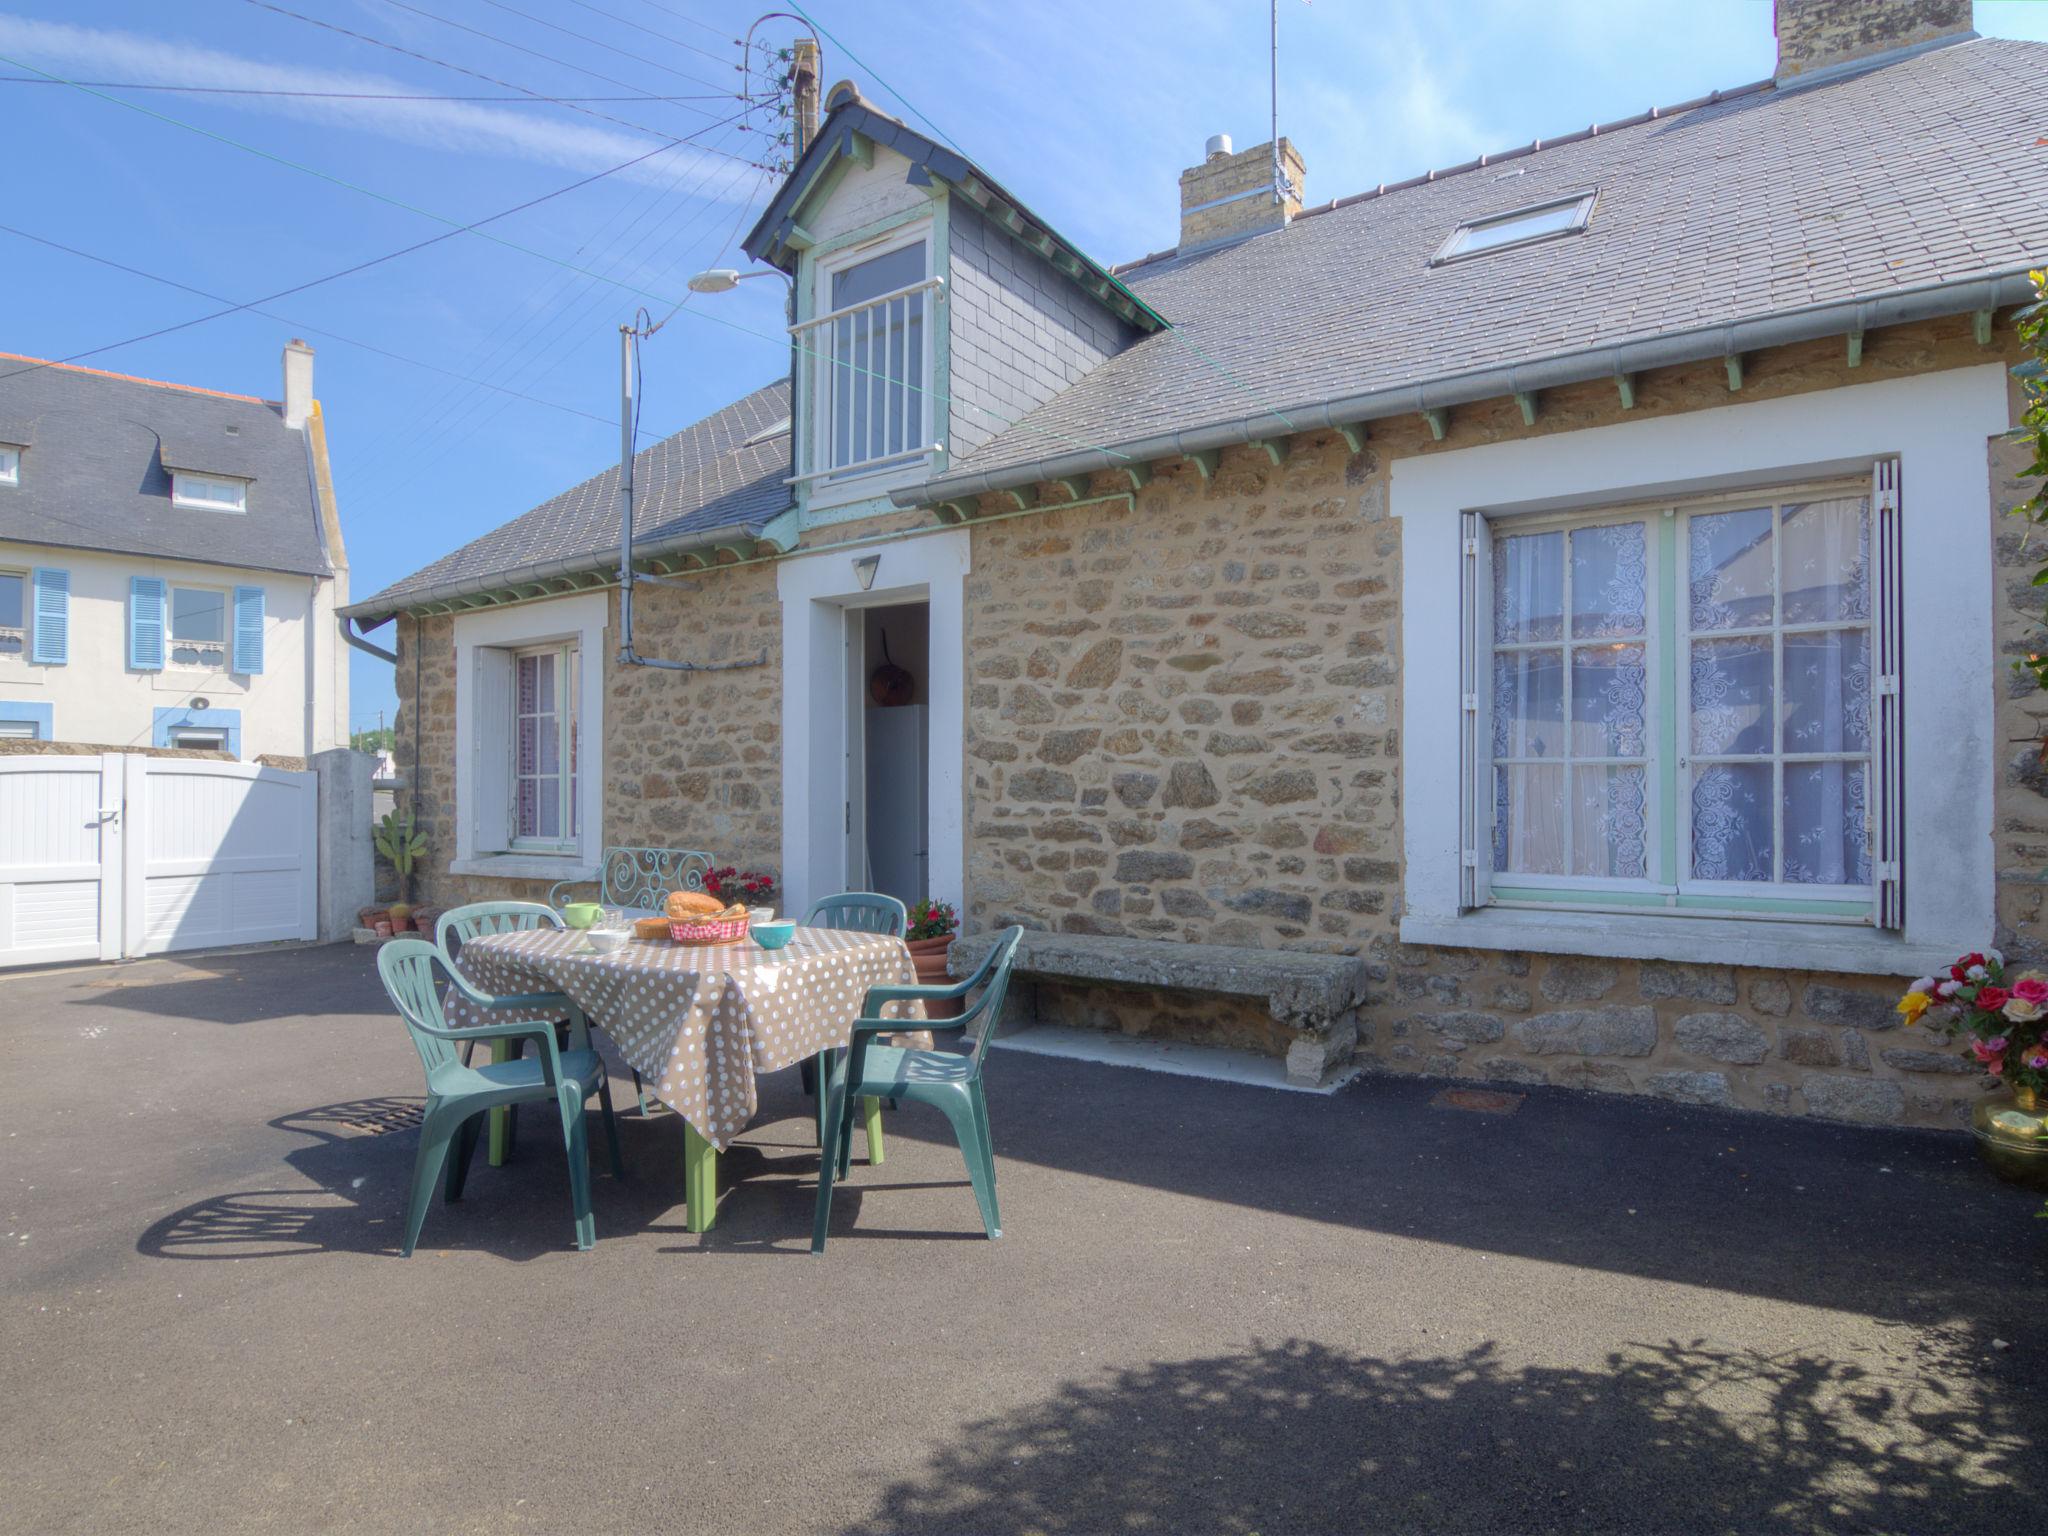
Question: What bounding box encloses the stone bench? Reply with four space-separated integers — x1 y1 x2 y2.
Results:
950 930 1371 1086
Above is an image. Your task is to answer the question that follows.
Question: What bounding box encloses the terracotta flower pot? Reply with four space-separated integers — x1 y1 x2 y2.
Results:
906 933 962 1019
358 906 389 932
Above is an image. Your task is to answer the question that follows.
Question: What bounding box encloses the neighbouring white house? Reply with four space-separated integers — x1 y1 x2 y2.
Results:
0 341 349 759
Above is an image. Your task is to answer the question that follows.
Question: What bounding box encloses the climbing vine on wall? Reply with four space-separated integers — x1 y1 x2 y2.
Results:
2010 270 2048 699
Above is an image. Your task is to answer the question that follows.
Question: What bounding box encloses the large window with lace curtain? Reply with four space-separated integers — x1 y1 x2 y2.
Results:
1481 474 1897 921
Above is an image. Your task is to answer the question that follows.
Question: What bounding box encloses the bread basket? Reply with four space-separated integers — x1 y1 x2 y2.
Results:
668 914 751 947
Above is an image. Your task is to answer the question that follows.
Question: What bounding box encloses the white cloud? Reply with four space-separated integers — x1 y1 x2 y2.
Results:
0 13 761 196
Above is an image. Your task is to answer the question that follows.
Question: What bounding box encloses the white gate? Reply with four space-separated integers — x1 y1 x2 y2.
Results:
0 754 316 967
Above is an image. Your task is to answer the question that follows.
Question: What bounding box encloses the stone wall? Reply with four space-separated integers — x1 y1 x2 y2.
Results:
959 316 2026 1127
391 565 782 911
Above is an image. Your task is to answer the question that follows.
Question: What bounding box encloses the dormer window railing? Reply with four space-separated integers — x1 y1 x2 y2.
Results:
789 231 942 493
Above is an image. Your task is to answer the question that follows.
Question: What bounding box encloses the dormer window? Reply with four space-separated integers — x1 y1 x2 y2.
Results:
792 226 939 507
171 471 247 513
1433 191 1596 264
0 447 19 487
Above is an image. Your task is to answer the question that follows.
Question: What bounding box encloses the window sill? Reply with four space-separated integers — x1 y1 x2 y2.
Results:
1399 906 1954 977
451 853 596 883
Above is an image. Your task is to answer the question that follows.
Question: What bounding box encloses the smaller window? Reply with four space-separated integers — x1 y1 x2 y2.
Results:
171 472 247 512
0 447 19 486
0 572 24 658
0 721 36 740
1434 192 1596 264
168 725 228 751
168 585 228 670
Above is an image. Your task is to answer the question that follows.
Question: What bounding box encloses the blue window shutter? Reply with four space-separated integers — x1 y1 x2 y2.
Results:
233 585 265 675
30 568 67 664
129 576 165 671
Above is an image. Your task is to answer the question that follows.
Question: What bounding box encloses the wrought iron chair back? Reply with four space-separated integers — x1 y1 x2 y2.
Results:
548 847 711 913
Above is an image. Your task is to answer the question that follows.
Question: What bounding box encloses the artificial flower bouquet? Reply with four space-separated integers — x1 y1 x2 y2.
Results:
1897 951 2048 1088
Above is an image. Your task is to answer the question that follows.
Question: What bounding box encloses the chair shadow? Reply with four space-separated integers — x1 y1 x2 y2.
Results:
840 1333 2041 1535
136 1090 707 1264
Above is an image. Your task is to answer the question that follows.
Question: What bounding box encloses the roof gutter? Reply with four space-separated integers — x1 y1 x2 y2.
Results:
338 518 779 623
895 269 2034 507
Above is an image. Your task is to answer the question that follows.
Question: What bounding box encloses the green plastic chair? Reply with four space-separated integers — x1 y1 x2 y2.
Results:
436 901 566 1067
812 926 1023 1255
803 892 909 937
798 892 912 1129
376 938 622 1256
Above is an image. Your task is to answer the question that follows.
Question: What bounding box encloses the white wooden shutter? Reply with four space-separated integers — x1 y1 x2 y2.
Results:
472 646 515 853
1459 510 1485 910
1872 458 1905 930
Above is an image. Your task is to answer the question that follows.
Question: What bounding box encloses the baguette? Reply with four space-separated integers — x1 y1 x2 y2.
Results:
665 889 725 920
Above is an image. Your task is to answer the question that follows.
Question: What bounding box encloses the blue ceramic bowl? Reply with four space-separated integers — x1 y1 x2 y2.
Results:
751 920 797 951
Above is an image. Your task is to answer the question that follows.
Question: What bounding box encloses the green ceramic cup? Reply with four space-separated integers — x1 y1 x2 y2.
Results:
561 902 604 930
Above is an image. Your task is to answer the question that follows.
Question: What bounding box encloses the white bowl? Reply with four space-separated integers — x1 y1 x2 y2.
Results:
748 908 776 926
585 928 631 954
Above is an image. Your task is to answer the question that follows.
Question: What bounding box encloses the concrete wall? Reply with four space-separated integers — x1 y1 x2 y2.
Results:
0 539 338 760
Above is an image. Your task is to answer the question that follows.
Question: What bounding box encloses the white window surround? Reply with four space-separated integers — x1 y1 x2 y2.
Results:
777 527 968 918
450 592 607 882
1395 363 2008 976
170 472 248 513
799 221 939 515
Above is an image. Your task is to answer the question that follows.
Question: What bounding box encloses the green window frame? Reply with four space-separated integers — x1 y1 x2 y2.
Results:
1468 468 1902 926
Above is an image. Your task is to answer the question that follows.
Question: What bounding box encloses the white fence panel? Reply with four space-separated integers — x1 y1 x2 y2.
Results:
0 756 122 965
129 757 317 956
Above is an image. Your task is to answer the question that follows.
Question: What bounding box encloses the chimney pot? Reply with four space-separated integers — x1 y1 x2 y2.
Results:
1773 0 1972 81
282 338 314 431
1205 133 1233 160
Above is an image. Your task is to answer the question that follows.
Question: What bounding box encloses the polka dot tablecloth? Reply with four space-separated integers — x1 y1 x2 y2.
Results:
445 926 927 1151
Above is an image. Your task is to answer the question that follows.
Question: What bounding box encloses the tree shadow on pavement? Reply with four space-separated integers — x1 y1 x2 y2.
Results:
844 1335 2035 1536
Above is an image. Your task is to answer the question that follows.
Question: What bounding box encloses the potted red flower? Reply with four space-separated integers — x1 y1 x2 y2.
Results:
703 866 778 912
905 898 961 1020
1897 950 2048 1188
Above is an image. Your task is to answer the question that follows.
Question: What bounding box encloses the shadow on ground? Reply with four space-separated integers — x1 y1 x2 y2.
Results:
846 1335 2033 1535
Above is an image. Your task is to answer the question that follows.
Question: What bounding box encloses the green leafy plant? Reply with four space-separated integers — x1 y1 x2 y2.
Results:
374 807 427 920
906 897 957 941
2008 270 2048 695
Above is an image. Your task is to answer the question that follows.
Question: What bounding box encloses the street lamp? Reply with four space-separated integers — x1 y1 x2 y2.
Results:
687 267 788 294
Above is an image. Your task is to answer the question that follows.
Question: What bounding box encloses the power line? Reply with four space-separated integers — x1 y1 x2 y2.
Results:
0 77 737 102
386 0 726 99
7 52 1136 466
0 223 621 428
242 0 779 168
0 101 733 385
562 0 734 64
632 0 738 44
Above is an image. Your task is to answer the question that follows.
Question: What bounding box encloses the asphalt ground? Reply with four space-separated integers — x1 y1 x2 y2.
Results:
4 942 2043 1534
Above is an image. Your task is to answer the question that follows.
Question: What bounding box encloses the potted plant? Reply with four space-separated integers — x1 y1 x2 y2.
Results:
1898 951 2048 1188
905 898 961 1020
374 807 428 932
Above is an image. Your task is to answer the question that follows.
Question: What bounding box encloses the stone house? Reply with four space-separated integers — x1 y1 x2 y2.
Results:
344 0 2048 1128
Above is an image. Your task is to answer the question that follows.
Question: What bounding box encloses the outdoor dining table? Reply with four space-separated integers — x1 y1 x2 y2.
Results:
444 923 926 1233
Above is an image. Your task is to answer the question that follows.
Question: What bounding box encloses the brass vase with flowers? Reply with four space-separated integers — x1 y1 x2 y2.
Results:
1898 952 2048 1190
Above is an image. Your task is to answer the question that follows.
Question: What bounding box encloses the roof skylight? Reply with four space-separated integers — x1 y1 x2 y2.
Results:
1433 191 1596 265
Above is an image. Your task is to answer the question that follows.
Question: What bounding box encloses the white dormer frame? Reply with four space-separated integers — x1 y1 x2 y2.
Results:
170 471 249 513
793 214 945 518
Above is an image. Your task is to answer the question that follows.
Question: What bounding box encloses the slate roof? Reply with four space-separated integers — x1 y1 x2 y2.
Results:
348 380 790 616
0 354 331 576
933 35 2048 489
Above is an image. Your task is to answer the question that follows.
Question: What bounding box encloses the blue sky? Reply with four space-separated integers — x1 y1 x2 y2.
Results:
4 1 2044 732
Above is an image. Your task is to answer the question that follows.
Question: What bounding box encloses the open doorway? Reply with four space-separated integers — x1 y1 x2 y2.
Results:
850 600 930 909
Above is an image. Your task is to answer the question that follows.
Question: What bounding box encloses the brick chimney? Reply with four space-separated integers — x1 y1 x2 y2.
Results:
789 36 820 158
281 338 314 430
1178 133 1303 254
1774 0 1973 81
